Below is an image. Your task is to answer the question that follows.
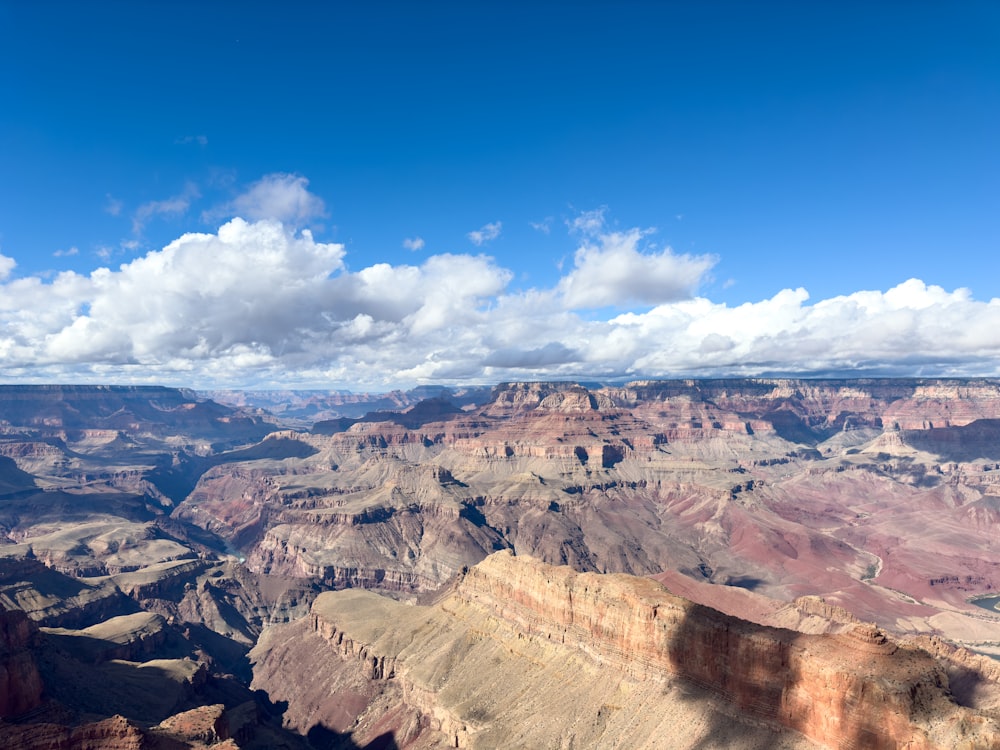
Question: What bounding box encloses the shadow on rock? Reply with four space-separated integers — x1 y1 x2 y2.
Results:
306 723 398 750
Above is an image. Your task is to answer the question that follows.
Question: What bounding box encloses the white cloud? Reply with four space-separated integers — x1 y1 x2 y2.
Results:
2 205 999 389
567 207 607 236
133 182 200 234
2 219 344 369
607 280 1000 378
175 135 208 146
403 236 425 251
0 254 15 281
53 247 79 258
558 228 717 308
467 221 502 246
208 173 326 225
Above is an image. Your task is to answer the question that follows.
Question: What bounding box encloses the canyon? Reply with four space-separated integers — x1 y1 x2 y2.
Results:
252 551 1000 749
3 380 1000 748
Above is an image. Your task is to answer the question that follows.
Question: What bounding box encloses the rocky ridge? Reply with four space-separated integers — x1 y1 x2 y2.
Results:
253 551 1000 749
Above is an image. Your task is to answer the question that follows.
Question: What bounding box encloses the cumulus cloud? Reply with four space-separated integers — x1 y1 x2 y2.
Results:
208 173 326 225
403 236 425 251
607 280 1000 378
0 254 15 281
43 220 345 365
467 221 502 246
558 228 717 308
2 207 999 388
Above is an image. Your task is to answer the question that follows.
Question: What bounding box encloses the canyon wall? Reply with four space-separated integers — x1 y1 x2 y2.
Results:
0 603 43 718
253 552 1000 750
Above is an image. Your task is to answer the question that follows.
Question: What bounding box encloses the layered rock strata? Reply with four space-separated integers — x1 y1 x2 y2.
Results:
179 379 1000 652
252 552 1000 749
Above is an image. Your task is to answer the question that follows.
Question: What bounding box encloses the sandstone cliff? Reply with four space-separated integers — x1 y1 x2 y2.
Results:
252 552 1000 750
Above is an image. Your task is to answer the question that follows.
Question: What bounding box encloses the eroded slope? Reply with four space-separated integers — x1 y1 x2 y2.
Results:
252 551 1000 750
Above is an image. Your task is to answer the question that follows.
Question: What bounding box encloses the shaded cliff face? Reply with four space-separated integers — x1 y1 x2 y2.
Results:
0 553 313 749
251 552 1000 750
0 602 43 718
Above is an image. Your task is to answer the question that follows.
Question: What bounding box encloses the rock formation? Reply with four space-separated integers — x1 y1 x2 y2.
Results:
0 602 43 718
6 380 1000 747
164 379 1000 653
252 551 1000 749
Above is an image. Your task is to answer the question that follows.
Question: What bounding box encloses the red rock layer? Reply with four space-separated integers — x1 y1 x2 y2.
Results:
282 552 1000 749
456 552 1000 749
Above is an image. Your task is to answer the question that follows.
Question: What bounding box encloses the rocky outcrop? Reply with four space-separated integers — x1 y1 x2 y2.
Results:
0 710 244 749
0 602 43 718
153 703 232 746
454 552 1000 749
253 552 1000 750
0 715 146 750
0 557 136 629
41 612 170 664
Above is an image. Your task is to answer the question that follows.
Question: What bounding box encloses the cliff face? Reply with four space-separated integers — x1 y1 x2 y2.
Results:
0 715 146 750
252 552 1000 750
0 708 244 750
456 553 997 749
0 602 43 718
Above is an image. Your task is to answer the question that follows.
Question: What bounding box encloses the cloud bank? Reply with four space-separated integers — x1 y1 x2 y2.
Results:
1 179 998 389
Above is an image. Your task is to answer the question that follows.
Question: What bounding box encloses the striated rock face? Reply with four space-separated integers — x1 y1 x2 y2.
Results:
605 377 1000 432
252 552 1000 750
0 710 243 749
0 715 146 750
0 384 274 443
164 377 1000 657
153 703 232 746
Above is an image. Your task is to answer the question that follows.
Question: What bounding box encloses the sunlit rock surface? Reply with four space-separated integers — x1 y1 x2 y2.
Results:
252 552 1000 749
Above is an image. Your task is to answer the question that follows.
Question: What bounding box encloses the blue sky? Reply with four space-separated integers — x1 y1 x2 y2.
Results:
1 2 998 389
